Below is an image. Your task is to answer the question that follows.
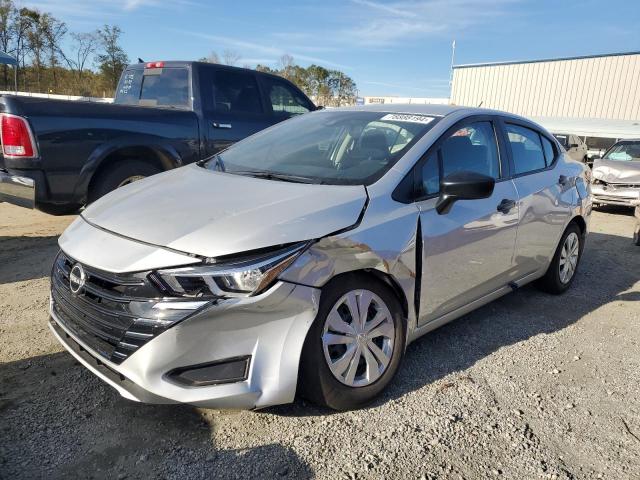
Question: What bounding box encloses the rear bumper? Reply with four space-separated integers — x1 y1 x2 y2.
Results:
0 169 35 208
591 184 640 207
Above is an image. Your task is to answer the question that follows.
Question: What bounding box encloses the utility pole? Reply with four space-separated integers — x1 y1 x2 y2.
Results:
449 40 456 101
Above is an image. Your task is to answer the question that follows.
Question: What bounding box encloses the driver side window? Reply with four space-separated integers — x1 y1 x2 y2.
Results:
441 122 500 179
416 120 500 199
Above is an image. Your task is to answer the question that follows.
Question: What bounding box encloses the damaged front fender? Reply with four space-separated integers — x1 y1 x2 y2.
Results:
280 197 421 334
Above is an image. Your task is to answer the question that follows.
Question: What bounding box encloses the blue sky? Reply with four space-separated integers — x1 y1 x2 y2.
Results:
24 0 640 97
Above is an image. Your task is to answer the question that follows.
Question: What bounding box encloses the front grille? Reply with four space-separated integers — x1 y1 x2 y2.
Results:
51 251 175 364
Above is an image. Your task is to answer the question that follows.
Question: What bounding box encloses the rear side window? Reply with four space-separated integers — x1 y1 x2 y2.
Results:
213 70 263 114
261 77 311 116
505 124 547 175
115 67 190 108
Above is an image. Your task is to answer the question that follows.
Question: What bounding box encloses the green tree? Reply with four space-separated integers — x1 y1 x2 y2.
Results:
96 24 128 93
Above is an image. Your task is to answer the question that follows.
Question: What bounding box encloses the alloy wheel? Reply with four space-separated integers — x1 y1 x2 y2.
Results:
321 289 395 387
559 232 580 284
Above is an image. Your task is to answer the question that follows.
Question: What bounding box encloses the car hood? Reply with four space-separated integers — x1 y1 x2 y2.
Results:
82 164 368 258
592 158 640 184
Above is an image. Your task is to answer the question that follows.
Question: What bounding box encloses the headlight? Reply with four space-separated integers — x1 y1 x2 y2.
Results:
152 242 309 298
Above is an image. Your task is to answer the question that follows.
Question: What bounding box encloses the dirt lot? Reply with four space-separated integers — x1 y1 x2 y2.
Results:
0 203 639 479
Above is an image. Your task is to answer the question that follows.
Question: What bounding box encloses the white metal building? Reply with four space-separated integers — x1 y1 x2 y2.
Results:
451 51 640 121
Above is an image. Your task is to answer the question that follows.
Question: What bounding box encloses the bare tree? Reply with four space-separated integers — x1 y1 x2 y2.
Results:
278 53 294 79
0 0 14 89
21 8 45 90
222 49 240 66
63 32 98 91
96 24 128 92
42 14 66 90
199 51 219 64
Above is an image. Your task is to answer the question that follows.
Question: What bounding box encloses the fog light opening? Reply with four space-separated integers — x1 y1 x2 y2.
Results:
167 356 251 386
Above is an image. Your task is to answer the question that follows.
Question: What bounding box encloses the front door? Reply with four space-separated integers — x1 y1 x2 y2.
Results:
415 118 519 324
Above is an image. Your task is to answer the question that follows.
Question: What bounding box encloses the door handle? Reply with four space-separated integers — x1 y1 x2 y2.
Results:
212 122 232 129
558 175 568 186
497 198 516 214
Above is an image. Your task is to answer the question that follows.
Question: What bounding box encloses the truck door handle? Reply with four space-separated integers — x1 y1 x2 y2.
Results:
497 198 516 214
212 122 232 129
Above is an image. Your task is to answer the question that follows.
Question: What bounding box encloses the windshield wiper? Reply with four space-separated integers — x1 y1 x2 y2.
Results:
229 170 321 184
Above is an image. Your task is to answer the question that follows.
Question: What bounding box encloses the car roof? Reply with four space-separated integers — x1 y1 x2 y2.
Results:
333 103 538 124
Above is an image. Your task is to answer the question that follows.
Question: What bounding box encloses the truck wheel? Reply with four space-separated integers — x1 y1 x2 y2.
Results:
298 273 406 411
88 160 160 203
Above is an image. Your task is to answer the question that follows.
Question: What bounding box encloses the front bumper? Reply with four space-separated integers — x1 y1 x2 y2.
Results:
0 169 35 208
50 281 320 409
591 184 640 206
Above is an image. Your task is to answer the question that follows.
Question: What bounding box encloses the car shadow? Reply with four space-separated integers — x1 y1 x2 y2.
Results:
268 228 639 416
0 352 314 479
593 204 635 216
0 235 60 284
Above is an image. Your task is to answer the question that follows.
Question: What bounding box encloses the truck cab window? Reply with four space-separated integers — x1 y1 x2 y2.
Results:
262 77 311 116
213 70 263 114
140 68 190 107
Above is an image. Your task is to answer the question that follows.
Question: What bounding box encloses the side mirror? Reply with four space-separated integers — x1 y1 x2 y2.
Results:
314 105 325 111
590 154 601 160
436 171 496 215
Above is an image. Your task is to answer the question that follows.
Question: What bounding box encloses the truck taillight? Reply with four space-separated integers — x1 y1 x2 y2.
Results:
1 114 36 157
146 61 165 68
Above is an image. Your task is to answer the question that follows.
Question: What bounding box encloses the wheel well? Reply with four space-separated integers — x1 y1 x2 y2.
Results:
87 146 174 199
571 215 587 236
326 269 410 323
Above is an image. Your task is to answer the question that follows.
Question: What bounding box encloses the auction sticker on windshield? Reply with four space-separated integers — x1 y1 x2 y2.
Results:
380 113 435 124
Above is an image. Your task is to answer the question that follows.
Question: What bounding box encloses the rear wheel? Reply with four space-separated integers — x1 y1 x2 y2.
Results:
88 160 160 203
299 274 406 411
536 222 584 294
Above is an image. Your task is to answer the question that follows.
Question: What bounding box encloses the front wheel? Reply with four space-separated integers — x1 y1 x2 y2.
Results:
299 274 406 411
536 223 584 294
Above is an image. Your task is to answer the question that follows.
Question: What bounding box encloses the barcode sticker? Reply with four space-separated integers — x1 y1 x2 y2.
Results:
380 113 435 124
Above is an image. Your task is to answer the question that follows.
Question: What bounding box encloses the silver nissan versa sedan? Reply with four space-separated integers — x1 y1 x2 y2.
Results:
49 104 591 411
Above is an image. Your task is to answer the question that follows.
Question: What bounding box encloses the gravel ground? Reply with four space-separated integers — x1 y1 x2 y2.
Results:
1 203 639 480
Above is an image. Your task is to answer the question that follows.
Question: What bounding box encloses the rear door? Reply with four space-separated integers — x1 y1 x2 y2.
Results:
416 116 519 324
200 66 272 155
500 119 573 278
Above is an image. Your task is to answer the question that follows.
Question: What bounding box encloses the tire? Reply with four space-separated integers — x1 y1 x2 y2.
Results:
633 226 640 246
536 222 584 294
299 273 406 411
88 160 161 203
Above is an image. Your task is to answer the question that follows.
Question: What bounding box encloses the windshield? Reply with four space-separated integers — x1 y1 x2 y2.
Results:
203 110 439 185
603 141 640 162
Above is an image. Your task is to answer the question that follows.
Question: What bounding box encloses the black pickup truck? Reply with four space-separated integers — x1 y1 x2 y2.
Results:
0 61 316 214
